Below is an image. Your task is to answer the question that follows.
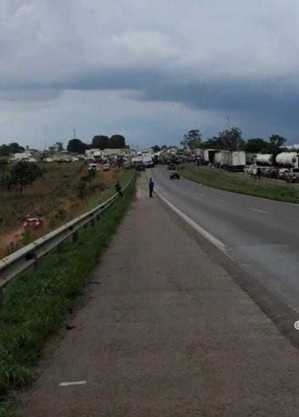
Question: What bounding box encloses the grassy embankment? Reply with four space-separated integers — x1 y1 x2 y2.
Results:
0 163 131 257
180 165 299 203
0 174 135 417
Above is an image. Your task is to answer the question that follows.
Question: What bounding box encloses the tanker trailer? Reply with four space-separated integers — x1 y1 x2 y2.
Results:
275 152 299 168
256 154 273 166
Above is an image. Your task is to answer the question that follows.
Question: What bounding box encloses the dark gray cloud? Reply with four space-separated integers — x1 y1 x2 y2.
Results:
1 0 299 146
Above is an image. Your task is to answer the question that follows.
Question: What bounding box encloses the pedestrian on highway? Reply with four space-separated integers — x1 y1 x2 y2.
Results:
149 177 154 198
115 180 123 197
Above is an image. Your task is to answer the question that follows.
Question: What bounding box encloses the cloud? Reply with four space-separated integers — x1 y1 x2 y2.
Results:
1 0 299 145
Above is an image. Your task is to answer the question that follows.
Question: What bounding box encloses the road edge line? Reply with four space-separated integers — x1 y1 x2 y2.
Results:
155 188 226 253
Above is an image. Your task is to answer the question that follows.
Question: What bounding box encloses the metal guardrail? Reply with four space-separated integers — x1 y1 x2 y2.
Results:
0 175 135 289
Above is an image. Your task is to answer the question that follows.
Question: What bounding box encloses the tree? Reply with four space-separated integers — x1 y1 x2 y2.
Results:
152 145 161 153
216 127 245 151
9 161 44 193
92 135 110 149
245 138 270 153
181 129 202 149
201 137 222 149
268 134 287 154
110 134 126 149
0 142 24 157
67 139 87 154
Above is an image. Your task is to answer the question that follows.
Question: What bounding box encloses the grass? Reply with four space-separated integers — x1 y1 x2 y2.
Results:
0 174 135 416
180 165 299 204
0 164 131 257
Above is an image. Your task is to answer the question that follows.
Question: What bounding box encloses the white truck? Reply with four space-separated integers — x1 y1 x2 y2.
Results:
203 149 217 165
275 152 299 168
256 154 273 166
221 151 246 171
214 150 229 167
142 153 154 168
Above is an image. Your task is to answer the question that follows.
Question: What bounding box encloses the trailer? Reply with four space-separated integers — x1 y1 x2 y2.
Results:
256 154 273 166
214 150 229 167
275 152 299 168
222 151 246 171
203 149 217 165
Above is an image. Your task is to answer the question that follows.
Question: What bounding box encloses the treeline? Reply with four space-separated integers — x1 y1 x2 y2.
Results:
182 128 288 155
67 134 127 154
0 161 44 193
0 142 24 157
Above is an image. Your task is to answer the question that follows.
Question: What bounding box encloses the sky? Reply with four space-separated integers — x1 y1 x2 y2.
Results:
1 0 299 149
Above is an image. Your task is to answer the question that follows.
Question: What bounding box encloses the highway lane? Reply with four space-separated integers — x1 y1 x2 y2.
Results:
152 166 299 313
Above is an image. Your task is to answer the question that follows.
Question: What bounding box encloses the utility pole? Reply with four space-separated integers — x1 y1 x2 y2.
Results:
73 129 77 139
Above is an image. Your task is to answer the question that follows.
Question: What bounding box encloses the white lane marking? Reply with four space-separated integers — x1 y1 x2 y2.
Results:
156 188 226 253
250 208 269 215
59 380 87 387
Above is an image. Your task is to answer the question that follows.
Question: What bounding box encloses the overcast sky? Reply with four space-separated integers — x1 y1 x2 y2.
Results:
1 0 299 148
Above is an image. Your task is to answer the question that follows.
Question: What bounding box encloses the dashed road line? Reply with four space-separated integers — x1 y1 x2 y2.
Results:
250 208 269 214
59 380 87 387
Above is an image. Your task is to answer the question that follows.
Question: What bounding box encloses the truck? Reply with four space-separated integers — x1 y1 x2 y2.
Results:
256 154 273 166
131 155 144 169
214 150 229 167
222 151 246 171
275 152 299 168
203 149 217 165
142 153 154 168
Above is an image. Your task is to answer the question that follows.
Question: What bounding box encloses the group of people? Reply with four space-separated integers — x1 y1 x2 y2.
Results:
115 177 155 199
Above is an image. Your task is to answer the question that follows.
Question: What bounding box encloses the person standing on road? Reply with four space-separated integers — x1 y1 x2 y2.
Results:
149 177 154 198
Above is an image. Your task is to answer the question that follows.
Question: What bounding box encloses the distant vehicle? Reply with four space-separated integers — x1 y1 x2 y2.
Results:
203 149 217 165
262 167 278 179
102 163 110 171
170 172 180 180
278 168 290 180
168 163 176 170
285 168 299 183
276 152 299 169
135 164 145 171
246 164 257 176
88 163 98 171
23 215 43 230
256 154 274 166
123 160 131 169
142 153 154 168
132 156 144 168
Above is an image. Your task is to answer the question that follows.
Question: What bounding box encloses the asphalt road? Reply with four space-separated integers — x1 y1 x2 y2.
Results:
19 175 299 416
153 166 299 314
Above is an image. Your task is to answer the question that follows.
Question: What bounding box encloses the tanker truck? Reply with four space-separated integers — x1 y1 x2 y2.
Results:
275 152 299 168
256 154 274 166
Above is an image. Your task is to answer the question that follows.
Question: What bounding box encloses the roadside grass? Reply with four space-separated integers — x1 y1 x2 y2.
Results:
0 176 135 416
181 165 299 204
0 165 131 258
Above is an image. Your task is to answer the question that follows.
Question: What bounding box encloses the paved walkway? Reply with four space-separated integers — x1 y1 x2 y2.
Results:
20 175 299 416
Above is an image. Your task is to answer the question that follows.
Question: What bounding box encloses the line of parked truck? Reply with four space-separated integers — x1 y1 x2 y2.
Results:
196 149 299 182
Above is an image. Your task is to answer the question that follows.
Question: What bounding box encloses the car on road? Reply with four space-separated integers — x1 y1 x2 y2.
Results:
170 172 180 180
